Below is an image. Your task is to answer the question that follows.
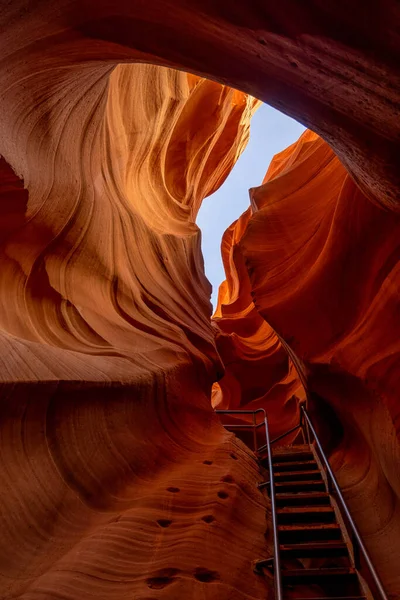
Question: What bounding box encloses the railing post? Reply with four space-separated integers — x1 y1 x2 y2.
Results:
253 412 257 453
299 401 311 446
326 468 332 494
305 415 311 446
352 532 361 570
261 410 283 600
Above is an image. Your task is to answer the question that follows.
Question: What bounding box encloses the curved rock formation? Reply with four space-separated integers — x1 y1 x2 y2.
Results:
0 378 268 600
0 63 258 375
0 60 269 599
212 207 304 445
2 0 399 209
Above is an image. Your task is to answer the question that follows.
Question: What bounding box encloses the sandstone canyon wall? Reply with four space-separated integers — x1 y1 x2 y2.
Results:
214 130 400 597
1 2 400 599
0 58 269 599
212 206 305 443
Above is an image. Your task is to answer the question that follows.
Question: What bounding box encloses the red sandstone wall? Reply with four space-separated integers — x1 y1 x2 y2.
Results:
0 378 268 599
212 206 304 442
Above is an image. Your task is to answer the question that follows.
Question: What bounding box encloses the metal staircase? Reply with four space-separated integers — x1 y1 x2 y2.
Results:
216 406 389 600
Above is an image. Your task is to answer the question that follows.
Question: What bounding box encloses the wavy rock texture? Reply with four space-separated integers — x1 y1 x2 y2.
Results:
0 63 257 374
0 59 269 599
215 130 400 597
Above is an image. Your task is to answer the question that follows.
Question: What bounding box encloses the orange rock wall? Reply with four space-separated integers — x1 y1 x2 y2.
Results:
0 57 269 599
0 378 268 599
212 206 304 442
0 63 257 377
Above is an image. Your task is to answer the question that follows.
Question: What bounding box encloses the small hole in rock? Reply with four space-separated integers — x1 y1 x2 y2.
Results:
257 37 267 46
167 487 180 493
194 567 220 583
203 460 213 465
217 491 229 499
290 61 298 68
221 474 234 483
230 453 238 460
157 519 172 528
201 515 215 523
146 568 179 589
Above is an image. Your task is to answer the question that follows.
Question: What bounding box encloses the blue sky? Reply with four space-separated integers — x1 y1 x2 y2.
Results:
196 103 305 308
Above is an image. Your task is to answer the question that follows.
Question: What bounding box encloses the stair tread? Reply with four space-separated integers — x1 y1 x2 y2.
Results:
272 447 313 462
274 460 317 468
278 505 334 514
274 444 311 452
272 453 313 461
276 493 331 507
275 470 322 477
279 523 340 531
283 567 356 577
275 480 325 486
289 597 366 600
276 491 329 498
281 541 347 549
280 541 349 558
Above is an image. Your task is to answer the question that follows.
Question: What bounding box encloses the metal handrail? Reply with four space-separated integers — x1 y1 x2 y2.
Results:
270 423 301 445
215 409 263 453
301 406 389 600
215 409 283 600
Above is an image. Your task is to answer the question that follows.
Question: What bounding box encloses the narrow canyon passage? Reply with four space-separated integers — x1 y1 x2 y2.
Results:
0 3 400 600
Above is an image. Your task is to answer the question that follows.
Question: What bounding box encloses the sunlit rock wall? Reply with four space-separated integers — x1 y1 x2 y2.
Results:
0 57 269 599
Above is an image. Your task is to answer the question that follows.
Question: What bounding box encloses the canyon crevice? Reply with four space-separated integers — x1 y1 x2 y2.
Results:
1 2 400 599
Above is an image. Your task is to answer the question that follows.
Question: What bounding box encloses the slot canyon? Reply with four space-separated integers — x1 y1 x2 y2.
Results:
0 2 399 599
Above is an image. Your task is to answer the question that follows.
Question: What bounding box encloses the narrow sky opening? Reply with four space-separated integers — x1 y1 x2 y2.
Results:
197 103 305 308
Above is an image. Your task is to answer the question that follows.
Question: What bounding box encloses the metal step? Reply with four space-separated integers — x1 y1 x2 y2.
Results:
279 523 342 543
274 469 323 482
276 491 331 507
275 480 326 493
282 566 358 584
287 597 366 600
273 460 318 472
280 541 349 558
272 450 314 463
277 505 336 524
